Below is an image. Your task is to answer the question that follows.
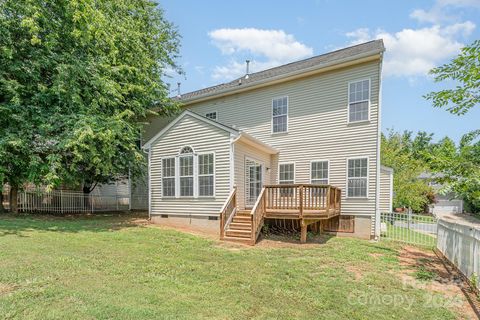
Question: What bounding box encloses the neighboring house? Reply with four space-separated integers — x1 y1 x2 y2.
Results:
379 166 394 213
418 172 464 215
142 40 389 244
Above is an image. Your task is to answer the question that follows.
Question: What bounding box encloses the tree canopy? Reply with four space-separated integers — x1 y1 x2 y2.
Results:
0 0 181 208
425 40 480 115
382 129 480 214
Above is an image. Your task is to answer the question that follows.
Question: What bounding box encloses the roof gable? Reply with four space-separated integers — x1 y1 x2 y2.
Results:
142 110 238 149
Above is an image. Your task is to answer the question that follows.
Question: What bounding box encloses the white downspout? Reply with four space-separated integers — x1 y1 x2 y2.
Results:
375 53 384 240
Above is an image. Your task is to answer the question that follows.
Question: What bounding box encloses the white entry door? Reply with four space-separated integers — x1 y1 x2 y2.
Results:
245 158 263 208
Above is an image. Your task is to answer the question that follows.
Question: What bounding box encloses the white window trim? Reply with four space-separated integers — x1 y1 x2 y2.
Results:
205 111 218 122
347 78 371 124
278 162 295 184
345 156 369 199
179 154 195 198
271 96 289 134
161 156 176 198
197 151 216 198
310 159 330 185
178 145 195 155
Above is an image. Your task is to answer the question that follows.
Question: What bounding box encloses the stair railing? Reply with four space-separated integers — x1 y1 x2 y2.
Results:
250 187 266 245
219 187 237 239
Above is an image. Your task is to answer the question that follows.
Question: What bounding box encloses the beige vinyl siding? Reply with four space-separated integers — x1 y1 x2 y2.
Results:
149 114 232 217
233 139 274 209
380 167 393 213
189 61 380 218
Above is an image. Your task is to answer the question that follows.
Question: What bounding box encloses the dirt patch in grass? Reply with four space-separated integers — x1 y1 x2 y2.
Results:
368 252 384 259
345 265 364 281
398 246 479 319
0 283 17 296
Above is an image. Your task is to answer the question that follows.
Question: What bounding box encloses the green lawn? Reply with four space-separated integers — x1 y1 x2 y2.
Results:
0 214 461 319
381 223 437 247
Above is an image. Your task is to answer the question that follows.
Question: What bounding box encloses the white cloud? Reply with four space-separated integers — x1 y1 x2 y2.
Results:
410 0 480 23
345 23 475 77
208 28 313 81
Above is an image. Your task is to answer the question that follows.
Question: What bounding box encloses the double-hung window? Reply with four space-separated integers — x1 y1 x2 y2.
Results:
198 153 214 197
311 161 329 185
272 97 288 133
279 163 295 184
348 79 370 122
179 155 194 197
278 163 295 196
162 158 176 197
347 158 368 198
162 146 215 198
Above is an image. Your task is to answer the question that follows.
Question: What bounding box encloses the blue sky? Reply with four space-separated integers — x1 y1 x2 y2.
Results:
160 0 480 142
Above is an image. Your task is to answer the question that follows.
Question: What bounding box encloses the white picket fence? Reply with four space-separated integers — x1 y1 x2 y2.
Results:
437 219 480 290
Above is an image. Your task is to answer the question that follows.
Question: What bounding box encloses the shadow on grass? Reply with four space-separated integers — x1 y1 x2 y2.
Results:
0 212 148 236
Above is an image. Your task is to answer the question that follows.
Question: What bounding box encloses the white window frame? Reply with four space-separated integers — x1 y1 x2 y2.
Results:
197 152 216 198
346 156 369 199
310 160 330 185
278 162 295 184
271 96 289 134
161 157 176 198
205 111 217 121
179 153 195 198
347 78 371 124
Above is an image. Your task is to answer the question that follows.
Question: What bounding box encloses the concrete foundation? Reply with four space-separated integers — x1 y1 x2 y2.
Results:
150 214 219 235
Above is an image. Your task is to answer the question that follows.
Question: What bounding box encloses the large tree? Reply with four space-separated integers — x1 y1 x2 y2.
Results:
381 131 435 213
425 40 480 115
0 0 180 211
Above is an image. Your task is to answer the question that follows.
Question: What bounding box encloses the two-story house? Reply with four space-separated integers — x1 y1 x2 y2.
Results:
142 40 392 245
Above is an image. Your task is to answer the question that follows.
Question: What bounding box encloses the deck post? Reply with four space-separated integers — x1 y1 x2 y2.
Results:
300 221 307 243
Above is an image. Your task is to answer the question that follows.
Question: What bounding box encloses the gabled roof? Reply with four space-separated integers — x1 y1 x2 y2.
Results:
178 40 384 103
142 110 238 150
380 165 394 173
142 110 278 154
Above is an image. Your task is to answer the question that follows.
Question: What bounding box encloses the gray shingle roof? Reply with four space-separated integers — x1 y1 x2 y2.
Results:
179 39 384 102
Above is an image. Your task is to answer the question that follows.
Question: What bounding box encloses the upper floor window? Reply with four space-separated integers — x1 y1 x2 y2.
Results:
347 157 368 198
205 112 217 121
311 161 329 185
279 163 295 184
348 79 370 123
272 97 288 133
180 146 194 154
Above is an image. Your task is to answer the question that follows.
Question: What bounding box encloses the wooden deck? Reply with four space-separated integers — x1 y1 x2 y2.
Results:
220 185 341 245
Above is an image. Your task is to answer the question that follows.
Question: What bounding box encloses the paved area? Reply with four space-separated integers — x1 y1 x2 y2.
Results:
434 211 480 228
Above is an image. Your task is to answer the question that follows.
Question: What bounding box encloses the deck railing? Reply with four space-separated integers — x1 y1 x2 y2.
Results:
219 187 237 239
250 187 266 245
264 184 341 218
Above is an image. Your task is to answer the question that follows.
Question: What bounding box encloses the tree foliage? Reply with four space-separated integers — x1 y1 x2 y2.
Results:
0 0 181 206
381 130 434 213
382 129 480 214
425 40 480 115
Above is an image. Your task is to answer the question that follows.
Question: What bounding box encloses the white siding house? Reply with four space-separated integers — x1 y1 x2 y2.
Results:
142 40 390 241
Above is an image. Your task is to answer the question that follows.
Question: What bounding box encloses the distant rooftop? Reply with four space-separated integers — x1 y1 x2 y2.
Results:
178 39 384 102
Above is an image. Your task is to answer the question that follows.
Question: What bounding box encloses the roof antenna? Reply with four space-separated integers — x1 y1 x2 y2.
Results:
176 82 181 98
245 60 250 79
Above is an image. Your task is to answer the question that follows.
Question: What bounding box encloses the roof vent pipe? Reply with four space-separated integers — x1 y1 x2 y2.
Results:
176 82 181 98
245 60 250 79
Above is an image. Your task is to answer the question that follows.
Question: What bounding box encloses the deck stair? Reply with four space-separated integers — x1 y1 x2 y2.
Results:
223 210 253 244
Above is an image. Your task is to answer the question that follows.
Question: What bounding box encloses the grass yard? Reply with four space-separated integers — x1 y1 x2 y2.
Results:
382 223 437 247
0 214 470 319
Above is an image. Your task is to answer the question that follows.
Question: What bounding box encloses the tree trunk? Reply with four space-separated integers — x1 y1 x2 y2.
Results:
83 185 92 213
10 186 18 214
0 192 4 213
